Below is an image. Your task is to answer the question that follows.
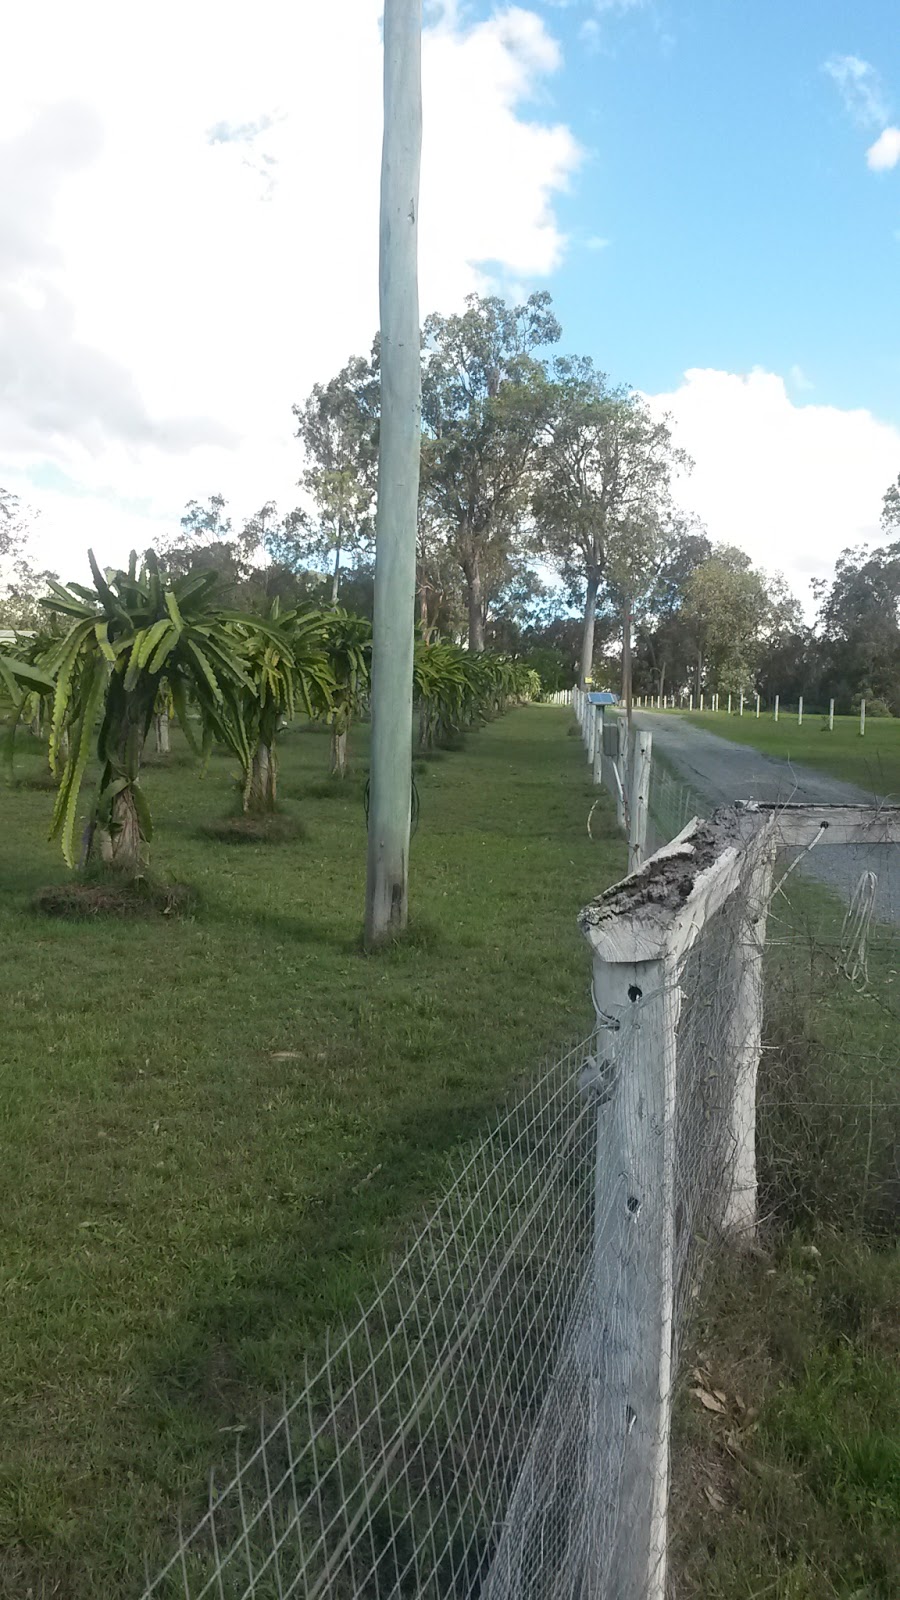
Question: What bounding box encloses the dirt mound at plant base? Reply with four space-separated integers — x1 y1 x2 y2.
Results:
33 880 196 919
200 814 305 844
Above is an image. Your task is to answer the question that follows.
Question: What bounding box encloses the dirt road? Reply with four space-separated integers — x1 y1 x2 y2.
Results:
633 711 900 921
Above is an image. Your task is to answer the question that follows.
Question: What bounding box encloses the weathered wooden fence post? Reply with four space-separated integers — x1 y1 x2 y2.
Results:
774 695 779 722
721 818 776 1238
580 820 745 1600
798 695 803 726
829 697 835 730
860 698 866 736
593 706 604 786
627 730 652 872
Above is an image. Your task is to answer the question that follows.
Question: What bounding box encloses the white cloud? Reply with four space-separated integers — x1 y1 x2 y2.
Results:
1 0 581 578
824 54 890 130
585 235 610 251
648 368 900 616
866 126 900 171
788 364 814 393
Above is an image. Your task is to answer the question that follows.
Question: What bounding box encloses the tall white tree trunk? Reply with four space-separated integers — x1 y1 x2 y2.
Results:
580 573 599 689
365 0 422 947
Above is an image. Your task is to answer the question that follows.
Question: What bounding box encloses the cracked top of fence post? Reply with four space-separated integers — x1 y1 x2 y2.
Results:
579 809 752 966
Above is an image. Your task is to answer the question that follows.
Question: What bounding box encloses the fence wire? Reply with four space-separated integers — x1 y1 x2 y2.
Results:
142 861 767 1600
142 742 900 1599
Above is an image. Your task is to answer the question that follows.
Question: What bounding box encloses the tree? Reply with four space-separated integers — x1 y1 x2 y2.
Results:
41 553 260 873
682 545 773 696
321 609 371 776
815 540 900 710
882 471 900 534
214 604 333 814
421 291 560 651
533 360 690 689
292 352 380 602
365 0 423 947
0 488 56 629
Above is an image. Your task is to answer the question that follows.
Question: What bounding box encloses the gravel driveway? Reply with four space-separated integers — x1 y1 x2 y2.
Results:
633 711 900 923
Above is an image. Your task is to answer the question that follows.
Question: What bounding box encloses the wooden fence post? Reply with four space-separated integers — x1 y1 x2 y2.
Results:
860 698 866 736
739 691 744 716
592 707 604 786
774 695 779 722
628 730 652 872
580 820 745 1600
798 696 803 726
829 697 835 730
755 694 760 718
721 823 776 1239
615 717 627 831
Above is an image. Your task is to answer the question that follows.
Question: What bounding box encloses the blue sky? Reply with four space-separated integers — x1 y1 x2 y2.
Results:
527 0 900 419
3 0 899 604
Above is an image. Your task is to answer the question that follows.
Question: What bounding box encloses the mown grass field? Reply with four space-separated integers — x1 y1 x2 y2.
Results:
682 709 900 797
0 707 620 1598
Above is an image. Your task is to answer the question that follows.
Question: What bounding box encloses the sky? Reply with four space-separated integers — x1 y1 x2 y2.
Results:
2 0 900 614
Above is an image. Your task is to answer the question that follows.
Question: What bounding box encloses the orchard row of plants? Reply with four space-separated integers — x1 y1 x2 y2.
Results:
1 550 539 881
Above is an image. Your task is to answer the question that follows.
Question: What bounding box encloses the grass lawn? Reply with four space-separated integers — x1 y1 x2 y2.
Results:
682 709 900 797
0 707 621 1598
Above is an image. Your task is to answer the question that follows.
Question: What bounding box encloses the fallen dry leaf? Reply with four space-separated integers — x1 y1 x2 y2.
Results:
690 1386 727 1415
703 1485 725 1511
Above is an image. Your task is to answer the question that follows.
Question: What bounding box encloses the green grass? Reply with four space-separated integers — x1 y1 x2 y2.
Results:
0 708 622 1598
670 871 900 1599
671 1235 900 1599
681 710 900 798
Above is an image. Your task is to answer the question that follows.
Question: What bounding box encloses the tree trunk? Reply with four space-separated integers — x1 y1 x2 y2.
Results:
244 743 276 814
363 0 422 948
695 649 703 704
580 573 600 690
329 726 348 777
96 787 143 874
465 561 485 653
331 538 341 605
154 711 170 754
622 604 633 726
658 660 666 701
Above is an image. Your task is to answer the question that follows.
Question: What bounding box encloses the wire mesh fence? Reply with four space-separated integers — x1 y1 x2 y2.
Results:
141 835 771 1600
141 747 900 1599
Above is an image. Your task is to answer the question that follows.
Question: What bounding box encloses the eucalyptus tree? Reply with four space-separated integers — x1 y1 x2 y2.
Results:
533 359 690 690
682 545 774 699
41 552 263 871
292 351 380 602
420 291 559 651
0 487 55 628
